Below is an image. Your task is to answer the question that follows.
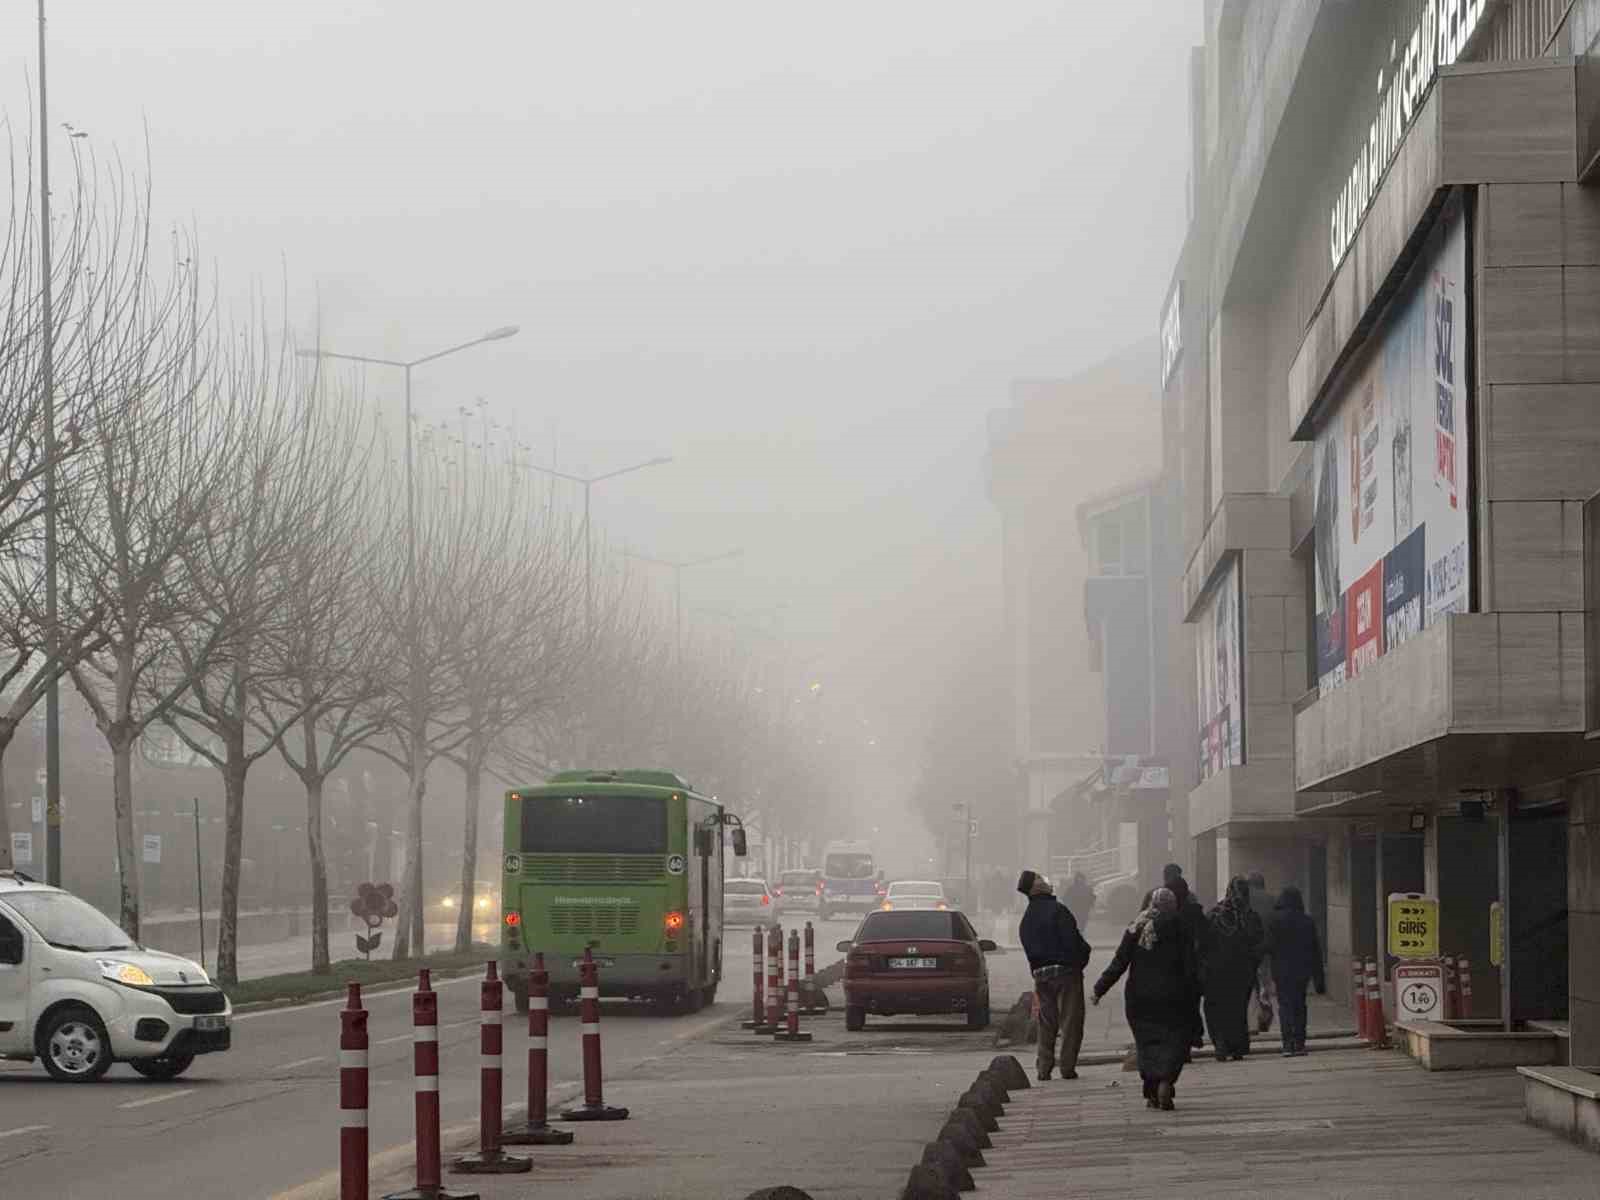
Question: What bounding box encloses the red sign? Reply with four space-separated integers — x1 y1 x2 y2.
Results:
1345 562 1384 679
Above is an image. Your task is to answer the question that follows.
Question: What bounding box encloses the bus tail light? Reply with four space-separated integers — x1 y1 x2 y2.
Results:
504 911 521 927
664 910 685 934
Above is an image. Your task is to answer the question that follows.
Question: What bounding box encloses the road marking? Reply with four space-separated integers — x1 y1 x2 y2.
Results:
277 1056 325 1071
374 1032 411 1046
0 1124 49 1140
119 1088 197 1110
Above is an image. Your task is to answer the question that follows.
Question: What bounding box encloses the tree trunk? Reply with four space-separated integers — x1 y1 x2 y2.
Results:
111 736 141 940
216 740 248 985
455 750 482 952
393 735 427 960
0 722 15 871
306 773 330 973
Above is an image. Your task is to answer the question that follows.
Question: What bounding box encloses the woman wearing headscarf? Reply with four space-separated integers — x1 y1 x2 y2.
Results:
1091 886 1199 1111
1202 876 1264 1061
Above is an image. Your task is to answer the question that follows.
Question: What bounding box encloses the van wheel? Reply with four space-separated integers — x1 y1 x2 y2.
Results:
130 1053 195 1081
510 981 529 1016
40 1006 113 1082
845 1005 866 1032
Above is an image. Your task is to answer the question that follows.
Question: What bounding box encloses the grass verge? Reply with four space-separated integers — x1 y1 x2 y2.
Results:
223 943 497 1009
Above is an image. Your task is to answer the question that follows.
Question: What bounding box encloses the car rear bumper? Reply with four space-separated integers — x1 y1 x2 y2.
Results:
843 976 985 1014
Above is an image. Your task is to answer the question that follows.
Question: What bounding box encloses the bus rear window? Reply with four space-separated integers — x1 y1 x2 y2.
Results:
520 795 667 854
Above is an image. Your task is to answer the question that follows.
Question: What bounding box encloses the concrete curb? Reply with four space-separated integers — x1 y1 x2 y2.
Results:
232 962 491 1015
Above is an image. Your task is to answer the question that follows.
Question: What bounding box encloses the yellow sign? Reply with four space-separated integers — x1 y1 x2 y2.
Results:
1489 901 1504 968
1387 892 1438 959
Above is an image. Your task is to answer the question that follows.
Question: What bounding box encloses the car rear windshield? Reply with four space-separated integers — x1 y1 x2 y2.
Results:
520 794 667 854
855 911 965 942
725 880 767 895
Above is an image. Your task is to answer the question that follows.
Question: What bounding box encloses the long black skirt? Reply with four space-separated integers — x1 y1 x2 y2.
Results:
1131 1018 1188 1085
1203 971 1254 1057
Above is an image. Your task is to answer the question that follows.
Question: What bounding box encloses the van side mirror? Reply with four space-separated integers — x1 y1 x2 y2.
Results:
835 940 853 953
731 828 748 858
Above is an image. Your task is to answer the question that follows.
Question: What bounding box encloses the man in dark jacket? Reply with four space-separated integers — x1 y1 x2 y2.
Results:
1017 869 1092 1082
1265 885 1325 1055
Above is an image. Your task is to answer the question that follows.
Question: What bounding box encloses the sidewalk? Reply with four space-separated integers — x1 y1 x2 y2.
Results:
974 1047 1600 1199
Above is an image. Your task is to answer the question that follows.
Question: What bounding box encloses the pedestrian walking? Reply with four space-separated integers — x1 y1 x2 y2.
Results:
1247 871 1276 1033
1265 885 1325 1056
1145 864 1209 1052
1092 887 1198 1111
1202 876 1264 1060
1016 869 1092 1083
1064 872 1096 926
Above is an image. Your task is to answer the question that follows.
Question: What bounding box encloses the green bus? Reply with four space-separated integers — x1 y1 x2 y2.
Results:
499 769 746 1014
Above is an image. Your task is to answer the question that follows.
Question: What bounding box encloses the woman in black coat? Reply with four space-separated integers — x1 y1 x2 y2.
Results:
1203 875 1264 1061
1092 887 1199 1111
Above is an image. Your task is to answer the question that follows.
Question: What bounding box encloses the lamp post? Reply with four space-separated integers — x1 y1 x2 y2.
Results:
518 457 673 635
297 325 518 954
622 549 744 660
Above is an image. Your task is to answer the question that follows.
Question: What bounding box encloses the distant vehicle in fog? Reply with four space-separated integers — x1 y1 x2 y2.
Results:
724 877 773 925
820 841 882 919
881 880 947 911
774 869 823 918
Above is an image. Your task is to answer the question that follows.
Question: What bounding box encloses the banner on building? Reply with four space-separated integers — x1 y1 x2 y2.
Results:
1313 198 1469 696
1196 556 1244 779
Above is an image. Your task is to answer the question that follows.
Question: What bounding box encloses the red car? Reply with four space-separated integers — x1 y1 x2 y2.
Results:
836 909 995 1031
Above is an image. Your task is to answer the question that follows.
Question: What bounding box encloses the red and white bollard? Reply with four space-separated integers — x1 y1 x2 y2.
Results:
1458 957 1474 1016
1352 959 1368 1041
762 924 783 1033
1442 954 1458 1020
559 949 628 1121
384 970 478 1200
340 983 368 1200
743 925 766 1031
800 921 826 1014
1365 959 1387 1048
502 952 574 1146
451 962 530 1175
774 929 813 1043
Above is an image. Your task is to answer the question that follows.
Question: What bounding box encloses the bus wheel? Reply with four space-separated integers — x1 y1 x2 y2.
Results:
671 987 703 1015
509 981 529 1015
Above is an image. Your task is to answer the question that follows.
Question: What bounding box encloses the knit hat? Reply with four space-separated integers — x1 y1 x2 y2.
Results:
1016 869 1038 896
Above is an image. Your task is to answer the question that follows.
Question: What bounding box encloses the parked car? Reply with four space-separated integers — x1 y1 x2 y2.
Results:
0 871 232 1082
836 908 995 1031
881 880 947 911
774 869 823 918
724 877 773 925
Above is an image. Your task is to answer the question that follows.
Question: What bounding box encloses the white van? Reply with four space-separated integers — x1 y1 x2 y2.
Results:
0 871 232 1082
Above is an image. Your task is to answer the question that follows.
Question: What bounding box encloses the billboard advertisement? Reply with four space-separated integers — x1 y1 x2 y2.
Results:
1313 199 1469 696
1196 557 1243 780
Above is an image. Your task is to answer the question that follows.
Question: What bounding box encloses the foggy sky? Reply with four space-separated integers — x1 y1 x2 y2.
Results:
0 1 1200 798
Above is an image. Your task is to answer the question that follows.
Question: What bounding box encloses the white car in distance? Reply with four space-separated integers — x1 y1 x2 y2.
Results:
881 880 948 911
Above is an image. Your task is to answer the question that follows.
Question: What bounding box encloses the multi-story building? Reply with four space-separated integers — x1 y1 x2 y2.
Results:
1162 0 1600 1109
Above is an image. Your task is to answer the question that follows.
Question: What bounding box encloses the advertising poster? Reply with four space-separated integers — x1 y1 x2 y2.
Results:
1313 199 1468 695
1196 557 1244 779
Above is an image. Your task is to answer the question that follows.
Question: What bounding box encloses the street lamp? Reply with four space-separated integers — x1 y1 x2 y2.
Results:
297 324 519 954
622 548 743 659
517 456 673 634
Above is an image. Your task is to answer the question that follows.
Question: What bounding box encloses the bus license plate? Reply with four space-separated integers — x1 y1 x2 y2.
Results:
573 957 616 969
889 957 937 970
195 1015 228 1031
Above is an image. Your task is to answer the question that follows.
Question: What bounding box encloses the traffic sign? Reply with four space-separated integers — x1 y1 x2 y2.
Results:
1395 961 1445 1021
1387 892 1438 959
11 832 32 866
142 834 163 865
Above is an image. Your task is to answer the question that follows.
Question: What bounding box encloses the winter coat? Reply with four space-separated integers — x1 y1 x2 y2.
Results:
1092 911 1199 1031
1019 894 1092 973
1264 886 1325 991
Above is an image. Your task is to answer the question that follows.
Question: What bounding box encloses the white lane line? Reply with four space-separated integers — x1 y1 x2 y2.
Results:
0 1124 49 1140
374 1032 411 1046
234 973 479 1023
276 1056 325 1071
118 1088 197 1110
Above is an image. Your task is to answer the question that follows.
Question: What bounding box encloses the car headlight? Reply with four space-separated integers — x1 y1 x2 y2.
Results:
475 897 490 910
98 960 154 987
442 896 455 908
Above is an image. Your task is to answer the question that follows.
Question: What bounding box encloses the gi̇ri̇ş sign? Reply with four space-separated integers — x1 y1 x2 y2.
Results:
1388 892 1439 960
1313 200 1468 697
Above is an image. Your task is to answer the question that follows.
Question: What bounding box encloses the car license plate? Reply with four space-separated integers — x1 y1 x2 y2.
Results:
195 1015 228 1031
888 957 938 969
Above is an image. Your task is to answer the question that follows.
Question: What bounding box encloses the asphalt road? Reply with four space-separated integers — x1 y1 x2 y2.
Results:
0 911 861 1200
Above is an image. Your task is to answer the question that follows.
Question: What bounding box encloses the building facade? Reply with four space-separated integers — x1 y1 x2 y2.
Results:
1163 0 1600 1091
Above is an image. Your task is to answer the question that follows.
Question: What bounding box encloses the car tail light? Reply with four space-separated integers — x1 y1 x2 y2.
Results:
664 910 685 934
937 903 948 911
880 901 893 911
775 887 783 897
761 894 770 905
815 881 824 895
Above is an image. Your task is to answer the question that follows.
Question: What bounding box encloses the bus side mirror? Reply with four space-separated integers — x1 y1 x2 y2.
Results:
731 828 748 858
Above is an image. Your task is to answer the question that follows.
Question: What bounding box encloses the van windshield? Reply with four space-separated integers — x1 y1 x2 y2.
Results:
4 892 134 952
